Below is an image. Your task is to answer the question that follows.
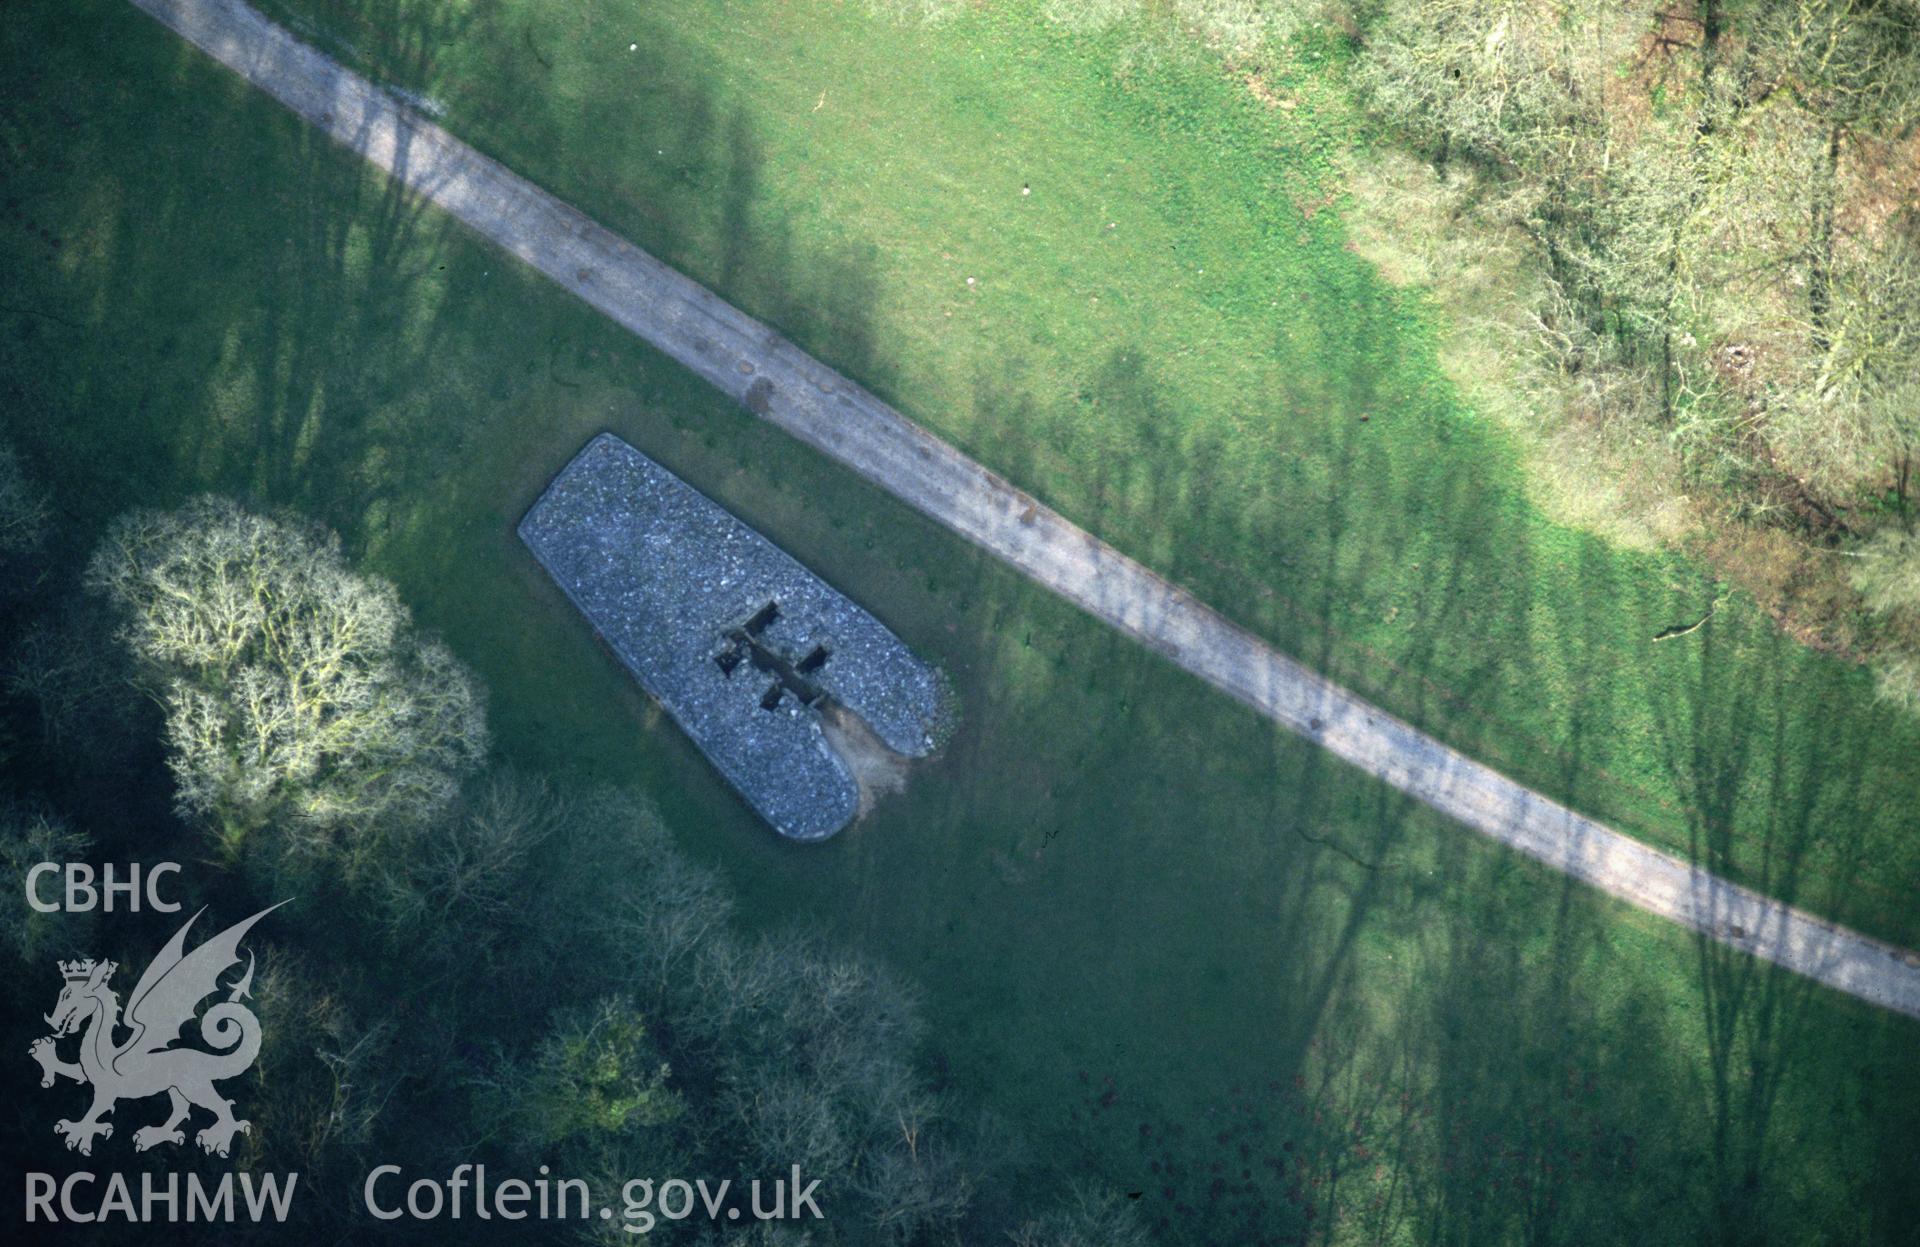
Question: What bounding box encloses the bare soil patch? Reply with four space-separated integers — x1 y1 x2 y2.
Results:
820 701 911 817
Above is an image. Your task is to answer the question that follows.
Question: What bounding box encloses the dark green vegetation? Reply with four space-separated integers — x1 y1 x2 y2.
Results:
1 495 1018 1243
1 0 1917 1244
238 0 1920 948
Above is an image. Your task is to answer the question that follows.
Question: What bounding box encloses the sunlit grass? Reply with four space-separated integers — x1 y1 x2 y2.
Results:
3 1 1918 1242
231 0 1920 951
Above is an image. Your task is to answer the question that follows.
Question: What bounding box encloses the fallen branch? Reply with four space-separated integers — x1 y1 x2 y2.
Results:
1653 593 1725 641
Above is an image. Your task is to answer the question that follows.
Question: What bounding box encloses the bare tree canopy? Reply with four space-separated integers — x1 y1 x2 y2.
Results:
1351 0 1920 706
1009 1183 1157 1247
85 497 487 851
0 799 91 961
0 439 50 564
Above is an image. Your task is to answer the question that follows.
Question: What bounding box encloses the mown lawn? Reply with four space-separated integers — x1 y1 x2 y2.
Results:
240 0 1920 951
2 1 1917 1244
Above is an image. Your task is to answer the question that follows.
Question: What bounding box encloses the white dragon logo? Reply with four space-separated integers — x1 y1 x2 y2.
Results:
28 902 285 1158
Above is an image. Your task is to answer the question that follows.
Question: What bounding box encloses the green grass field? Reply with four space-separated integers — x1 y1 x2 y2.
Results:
238 0 1920 951
4 0 1918 1242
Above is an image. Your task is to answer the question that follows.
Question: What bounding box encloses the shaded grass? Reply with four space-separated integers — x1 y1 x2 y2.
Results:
2 1 1919 1244
237 0 1920 951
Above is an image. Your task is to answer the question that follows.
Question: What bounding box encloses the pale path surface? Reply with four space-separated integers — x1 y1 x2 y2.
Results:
133 0 1920 1018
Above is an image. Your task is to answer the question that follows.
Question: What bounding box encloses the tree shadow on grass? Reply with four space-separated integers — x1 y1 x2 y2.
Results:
1 0 487 533
948 321 1920 1245
941 342 1548 1244
1639 614 1902 1243
6 3 1919 1244
268 0 1920 959
211 0 1920 942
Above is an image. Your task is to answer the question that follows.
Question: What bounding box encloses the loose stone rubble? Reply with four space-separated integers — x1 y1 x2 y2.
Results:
520 434 942 840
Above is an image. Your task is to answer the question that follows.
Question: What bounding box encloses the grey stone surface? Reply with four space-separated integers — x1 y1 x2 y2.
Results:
519 434 941 841
140 0 1920 1013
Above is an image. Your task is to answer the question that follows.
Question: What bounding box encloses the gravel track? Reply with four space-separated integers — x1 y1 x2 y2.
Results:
132 0 1920 1018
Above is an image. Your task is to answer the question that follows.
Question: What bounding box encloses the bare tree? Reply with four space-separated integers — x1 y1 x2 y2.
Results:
851 1090 974 1243
1746 0 1920 220
5 595 149 760
0 439 49 563
0 439 51 606
85 497 487 854
244 950 400 1172
1852 526 1920 708
368 770 562 956
1008 1183 1156 1247
473 995 681 1149
0 799 92 961
573 788 737 998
